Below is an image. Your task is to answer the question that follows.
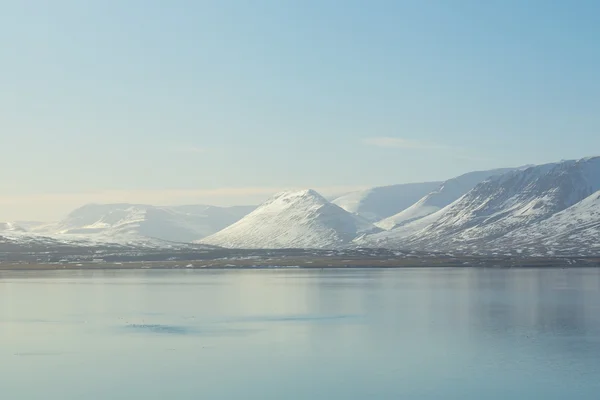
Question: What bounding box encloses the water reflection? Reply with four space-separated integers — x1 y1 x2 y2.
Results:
1 268 600 399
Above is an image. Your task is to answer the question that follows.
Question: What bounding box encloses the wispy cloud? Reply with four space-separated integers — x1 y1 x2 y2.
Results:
363 137 448 150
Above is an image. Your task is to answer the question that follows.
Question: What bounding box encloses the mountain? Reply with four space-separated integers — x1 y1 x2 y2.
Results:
13 221 46 231
201 189 381 249
486 190 600 256
0 222 26 233
376 168 518 230
33 203 255 243
331 182 441 222
358 157 600 253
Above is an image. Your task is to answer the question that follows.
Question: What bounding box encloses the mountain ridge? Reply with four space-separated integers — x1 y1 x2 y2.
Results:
32 203 256 244
376 167 518 230
332 181 441 222
358 157 600 255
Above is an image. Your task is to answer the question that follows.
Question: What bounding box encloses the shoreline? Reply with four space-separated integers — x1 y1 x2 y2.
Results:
1 256 599 271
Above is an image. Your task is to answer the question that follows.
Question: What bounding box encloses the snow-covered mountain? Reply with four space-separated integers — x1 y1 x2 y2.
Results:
0 222 27 233
33 203 255 244
486 190 600 256
358 157 600 254
4 157 600 256
376 168 519 230
201 189 381 249
331 182 441 222
13 221 46 231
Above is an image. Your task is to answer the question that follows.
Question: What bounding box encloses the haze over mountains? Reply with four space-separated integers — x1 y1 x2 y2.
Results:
0 222 26 233
29 204 255 244
2 156 600 256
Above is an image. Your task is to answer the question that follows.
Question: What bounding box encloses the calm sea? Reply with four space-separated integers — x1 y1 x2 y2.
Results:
1 268 600 399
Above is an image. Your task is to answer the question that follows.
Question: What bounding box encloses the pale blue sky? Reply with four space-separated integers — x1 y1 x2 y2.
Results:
1 0 599 220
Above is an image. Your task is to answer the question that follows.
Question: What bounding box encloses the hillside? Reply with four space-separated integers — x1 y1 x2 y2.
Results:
376 168 517 230
201 189 381 249
32 203 255 243
331 182 441 222
358 157 600 254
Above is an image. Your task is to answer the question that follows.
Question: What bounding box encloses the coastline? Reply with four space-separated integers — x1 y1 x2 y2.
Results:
1 255 598 271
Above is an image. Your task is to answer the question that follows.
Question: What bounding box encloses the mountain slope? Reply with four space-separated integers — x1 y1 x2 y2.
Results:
13 221 46 231
331 182 441 222
376 168 517 230
359 157 600 252
487 190 600 256
33 203 255 243
201 189 381 249
0 222 26 233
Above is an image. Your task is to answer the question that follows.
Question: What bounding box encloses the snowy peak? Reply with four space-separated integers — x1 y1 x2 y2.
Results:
360 156 600 253
201 189 381 249
266 189 329 207
376 168 517 230
434 158 600 228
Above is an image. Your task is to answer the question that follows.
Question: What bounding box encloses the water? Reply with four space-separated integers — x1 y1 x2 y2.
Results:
1 268 600 399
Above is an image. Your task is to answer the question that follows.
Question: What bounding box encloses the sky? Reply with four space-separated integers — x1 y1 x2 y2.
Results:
1 0 600 221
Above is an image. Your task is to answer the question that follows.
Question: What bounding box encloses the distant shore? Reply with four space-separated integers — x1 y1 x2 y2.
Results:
1 255 598 270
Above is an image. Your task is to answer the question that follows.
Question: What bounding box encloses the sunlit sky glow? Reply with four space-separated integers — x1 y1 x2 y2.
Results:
1 0 599 220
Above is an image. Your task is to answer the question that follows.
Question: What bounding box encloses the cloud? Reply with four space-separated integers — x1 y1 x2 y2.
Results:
363 137 448 150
